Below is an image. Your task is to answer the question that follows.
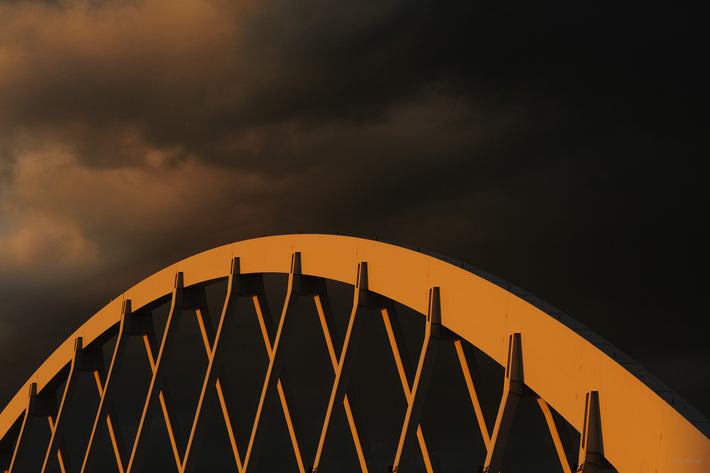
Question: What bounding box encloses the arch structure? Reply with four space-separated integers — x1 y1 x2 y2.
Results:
0 234 707 473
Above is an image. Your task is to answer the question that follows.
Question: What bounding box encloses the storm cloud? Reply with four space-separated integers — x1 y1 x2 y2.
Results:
1 0 707 421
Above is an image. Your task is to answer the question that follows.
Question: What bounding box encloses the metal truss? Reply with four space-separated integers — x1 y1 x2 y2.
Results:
1 235 708 473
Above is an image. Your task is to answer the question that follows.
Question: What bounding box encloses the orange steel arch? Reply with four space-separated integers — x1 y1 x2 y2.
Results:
1 234 708 472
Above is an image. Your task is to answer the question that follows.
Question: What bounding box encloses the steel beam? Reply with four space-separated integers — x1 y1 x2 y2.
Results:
125 273 185 473
482 333 524 473
242 253 304 473
312 262 369 472
390 287 441 472
181 258 241 473
313 281 372 473
2 235 706 473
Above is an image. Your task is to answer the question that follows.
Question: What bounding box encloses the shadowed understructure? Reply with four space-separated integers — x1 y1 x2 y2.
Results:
1 235 707 472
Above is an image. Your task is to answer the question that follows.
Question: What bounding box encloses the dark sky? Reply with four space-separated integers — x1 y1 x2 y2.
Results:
0 0 707 426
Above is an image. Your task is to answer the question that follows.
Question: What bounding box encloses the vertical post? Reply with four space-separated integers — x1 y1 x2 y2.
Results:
125 273 184 473
390 287 441 472
139 325 183 470
381 305 435 473
181 257 241 473
40 337 85 473
482 333 524 473
247 276 306 473
81 299 132 473
242 253 301 473
312 262 369 472
575 391 614 473
313 280 373 473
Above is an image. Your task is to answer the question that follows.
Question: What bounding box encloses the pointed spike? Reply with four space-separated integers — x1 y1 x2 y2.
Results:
122 299 132 316
175 272 184 289
356 262 368 290
506 333 523 383
578 391 608 471
230 257 240 275
291 252 302 275
428 287 441 325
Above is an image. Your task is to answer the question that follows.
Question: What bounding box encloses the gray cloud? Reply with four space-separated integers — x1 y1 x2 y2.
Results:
0 0 707 423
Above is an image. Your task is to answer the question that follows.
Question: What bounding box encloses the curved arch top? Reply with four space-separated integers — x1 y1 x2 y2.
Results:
1 234 707 472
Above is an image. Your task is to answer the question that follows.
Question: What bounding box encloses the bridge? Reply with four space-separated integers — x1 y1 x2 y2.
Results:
1 234 707 472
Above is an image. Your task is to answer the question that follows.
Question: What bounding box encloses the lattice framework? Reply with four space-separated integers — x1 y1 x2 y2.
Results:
1 235 707 473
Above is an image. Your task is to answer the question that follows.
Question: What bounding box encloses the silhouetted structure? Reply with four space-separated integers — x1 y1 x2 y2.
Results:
1 235 707 472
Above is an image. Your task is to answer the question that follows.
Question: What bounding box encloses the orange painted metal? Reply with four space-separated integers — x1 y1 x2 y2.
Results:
1 234 707 472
